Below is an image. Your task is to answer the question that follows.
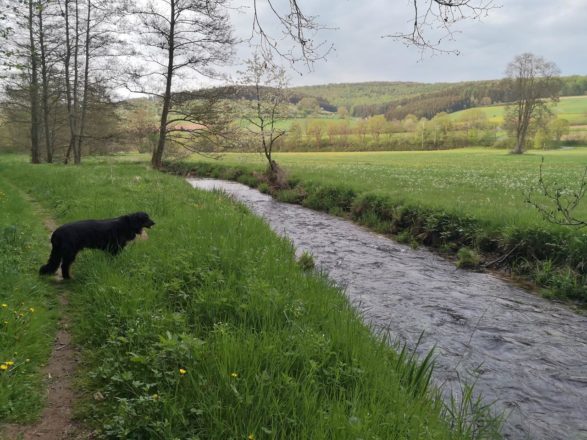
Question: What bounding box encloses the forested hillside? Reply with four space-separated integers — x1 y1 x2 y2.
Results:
293 76 587 118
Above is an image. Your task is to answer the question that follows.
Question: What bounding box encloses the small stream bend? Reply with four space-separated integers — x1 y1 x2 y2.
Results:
188 178 587 440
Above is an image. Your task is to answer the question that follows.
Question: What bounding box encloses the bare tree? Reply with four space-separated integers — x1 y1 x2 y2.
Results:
164 87 236 154
239 52 289 177
249 0 333 69
27 0 42 163
526 157 587 228
504 53 561 155
386 0 497 54
59 0 121 164
1 0 43 162
127 0 234 169
38 0 55 162
251 1 496 64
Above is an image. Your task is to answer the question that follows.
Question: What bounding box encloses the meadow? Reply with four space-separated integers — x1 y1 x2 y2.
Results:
172 148 587 302
0 157 499 439
186 148 587 229
450 96 587 125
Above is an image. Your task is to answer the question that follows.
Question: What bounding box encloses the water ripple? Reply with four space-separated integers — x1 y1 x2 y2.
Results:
188 178 587 440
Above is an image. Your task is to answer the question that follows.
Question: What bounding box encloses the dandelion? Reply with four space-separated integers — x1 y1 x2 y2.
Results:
179 368 187 375
0 364 8 371
151 394 159 400
1 304 7 308
248 434 255 440
6 361 14 366
29 308 35 313
230 372 238 378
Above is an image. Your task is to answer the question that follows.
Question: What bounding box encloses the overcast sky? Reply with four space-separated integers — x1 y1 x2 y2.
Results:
225 0 587 86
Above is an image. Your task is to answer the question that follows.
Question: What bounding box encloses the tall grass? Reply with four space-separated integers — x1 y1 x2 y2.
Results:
0 175 57 423
1 158 501 439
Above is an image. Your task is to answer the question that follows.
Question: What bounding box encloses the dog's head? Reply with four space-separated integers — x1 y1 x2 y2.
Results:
125 212 155 234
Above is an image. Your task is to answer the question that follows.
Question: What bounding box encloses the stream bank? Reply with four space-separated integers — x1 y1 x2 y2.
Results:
189 177 587 440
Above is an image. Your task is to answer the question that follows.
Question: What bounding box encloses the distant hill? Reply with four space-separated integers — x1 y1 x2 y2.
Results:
125 76 587 123
292 76 587 119
291 82 451 110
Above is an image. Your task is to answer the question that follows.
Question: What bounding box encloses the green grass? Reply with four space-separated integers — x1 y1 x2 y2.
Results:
0 156 499 439
0 174 57 423
192 148 587 229
450 96 587 125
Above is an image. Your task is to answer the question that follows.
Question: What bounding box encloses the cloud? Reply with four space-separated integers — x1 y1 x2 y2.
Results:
228 0 587 86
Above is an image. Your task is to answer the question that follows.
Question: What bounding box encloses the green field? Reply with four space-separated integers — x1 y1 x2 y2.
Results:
450 96 587 125
196 148 587 228
0 156 498 439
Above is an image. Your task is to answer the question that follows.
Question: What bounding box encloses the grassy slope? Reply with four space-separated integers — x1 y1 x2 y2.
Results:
449 96 587 126
0 168 57 423
0 157 493 439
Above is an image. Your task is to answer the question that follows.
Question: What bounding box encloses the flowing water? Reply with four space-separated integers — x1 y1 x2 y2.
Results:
188 178 587 440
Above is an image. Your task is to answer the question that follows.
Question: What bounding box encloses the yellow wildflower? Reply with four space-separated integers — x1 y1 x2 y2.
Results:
0 364 8 371
29 308 35 313
248 434 255 440
179 368 187 375
6 361 14 366
230 372 238 378
1 304 7 308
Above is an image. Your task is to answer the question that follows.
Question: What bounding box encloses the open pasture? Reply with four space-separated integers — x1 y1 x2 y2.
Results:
450 96 587 125
202 148 587 229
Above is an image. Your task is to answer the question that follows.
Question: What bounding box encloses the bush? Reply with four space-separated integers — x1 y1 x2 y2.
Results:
456 247 482 269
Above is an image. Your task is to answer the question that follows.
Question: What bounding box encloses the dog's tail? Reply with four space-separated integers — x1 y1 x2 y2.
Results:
39 238 62 276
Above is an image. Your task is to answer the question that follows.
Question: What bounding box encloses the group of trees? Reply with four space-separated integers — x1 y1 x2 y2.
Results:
0 0 503 170
0 0 574 170
0 0 123 163
0 0 236 167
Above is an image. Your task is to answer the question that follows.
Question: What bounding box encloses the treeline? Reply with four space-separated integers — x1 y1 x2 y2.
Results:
354 77 587 119
269 107 576 153
291 81 451 110
271 113 497 152
232 86 337 112
0 0 128 163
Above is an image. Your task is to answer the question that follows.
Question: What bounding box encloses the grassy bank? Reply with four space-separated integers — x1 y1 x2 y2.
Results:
0 157 498 439
0 174 57 422
165 149 587 304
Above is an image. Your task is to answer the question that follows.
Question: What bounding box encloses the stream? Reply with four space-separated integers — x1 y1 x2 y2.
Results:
188 178 587 440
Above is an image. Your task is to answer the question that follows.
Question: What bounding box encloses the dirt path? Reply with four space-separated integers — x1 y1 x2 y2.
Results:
2 201 86 440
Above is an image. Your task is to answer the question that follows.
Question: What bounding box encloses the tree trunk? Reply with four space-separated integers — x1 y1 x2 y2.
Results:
38 2 53 163
75 0 91 160
72 0 81 164
28 0 41 164
63 0 75 164
152 0 175 169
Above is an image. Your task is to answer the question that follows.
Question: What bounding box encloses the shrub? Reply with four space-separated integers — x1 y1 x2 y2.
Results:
456 247 482 269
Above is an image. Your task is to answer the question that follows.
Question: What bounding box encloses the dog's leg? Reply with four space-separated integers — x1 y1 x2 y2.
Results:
39 245 62 276
60 249 77 280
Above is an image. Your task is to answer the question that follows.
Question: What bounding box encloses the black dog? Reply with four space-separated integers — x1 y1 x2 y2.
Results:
39 212 155 279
